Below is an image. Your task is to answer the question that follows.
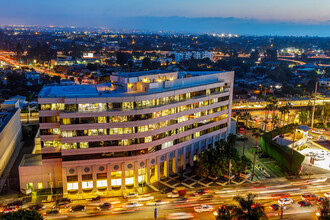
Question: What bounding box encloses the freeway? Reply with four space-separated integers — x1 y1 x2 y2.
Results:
8 176 330 220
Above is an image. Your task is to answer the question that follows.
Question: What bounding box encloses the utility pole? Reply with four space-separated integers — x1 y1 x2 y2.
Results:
311 80 318 128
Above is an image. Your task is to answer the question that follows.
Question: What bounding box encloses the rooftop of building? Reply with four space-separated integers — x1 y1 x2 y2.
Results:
39 71 232 99
19 154 42 167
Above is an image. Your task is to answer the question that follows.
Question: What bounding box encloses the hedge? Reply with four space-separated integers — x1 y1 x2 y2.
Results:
260 124 305 173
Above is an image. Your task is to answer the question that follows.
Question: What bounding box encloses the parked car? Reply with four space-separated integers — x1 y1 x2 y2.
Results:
166 212 194 219
70 205 86 212
87 195 102 201
314 155 325 161
194 204 214 213
298 201 312 207
324 192 330 198
161 188 173 194
97 203 112 210
278 198 293 205
270 204 282 211
7 200 23 208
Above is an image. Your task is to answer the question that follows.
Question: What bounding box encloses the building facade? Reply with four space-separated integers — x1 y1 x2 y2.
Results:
19 70 234 198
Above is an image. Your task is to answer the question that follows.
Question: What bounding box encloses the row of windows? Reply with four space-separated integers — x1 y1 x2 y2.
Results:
39 97 229 124
40 86 228 112
59 123 227 160
42 116 227 150
40 105 228 136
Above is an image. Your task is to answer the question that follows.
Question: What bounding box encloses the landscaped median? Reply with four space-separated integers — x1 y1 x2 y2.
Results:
260 124 305 174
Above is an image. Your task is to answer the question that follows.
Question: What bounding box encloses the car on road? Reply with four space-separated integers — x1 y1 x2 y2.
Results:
173 198 188 203
123 202 143 208
53 202 69 209
146 200 170 206
298 201 312 207
56 198 71 203
194 204 214 213
166 212 194 219
270 204 286 211
2 206 17 214
278 198 293 205
324 192 330 198
131 195 154 202
192 189 209 196
28 204 46 211
70 205 86 212
44 209 60 216
7 200 23 208
161 188 173 194
306 151 317 157
318 135 327 141
87 195 102 201
312 130 323 134
302 193 319 201
307 134 313 139
97 203 112 210
124 192 138 199
167 191 180 198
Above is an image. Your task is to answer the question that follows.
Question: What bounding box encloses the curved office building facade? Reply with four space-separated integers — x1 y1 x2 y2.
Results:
19 70 234 198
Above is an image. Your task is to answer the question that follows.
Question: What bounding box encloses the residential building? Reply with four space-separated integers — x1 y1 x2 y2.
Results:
19 70 234 198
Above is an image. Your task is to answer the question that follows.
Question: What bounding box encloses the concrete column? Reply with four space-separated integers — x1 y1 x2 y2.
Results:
92 165 97 193
134 161 139 188
189 145 194 166
156 157 161 181
146 159 151 185
62 167 68 197
165 154 170 177
77 167 82 195
172 150 177 173
182 147 186 170
107 164 111 191
121 162 126 190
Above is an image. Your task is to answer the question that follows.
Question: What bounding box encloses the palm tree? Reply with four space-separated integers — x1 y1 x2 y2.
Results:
251 129 263 181
290 123 300 173
264 104 273 132
278 106 287 147
233 193 267 220
216 207 235 220
240 112 251 156
317 199 330 219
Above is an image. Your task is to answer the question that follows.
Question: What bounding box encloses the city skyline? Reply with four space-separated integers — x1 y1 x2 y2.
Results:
1 0 330 35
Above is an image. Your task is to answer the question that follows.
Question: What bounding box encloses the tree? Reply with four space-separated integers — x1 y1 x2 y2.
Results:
142 57 151 70
290 123 300 173
240 112 251 156
216 207 235 220
233 193 267 220
317 199 330 220
116 52 132 67
250 50 259 61
15 42 24 62
0 209 43 220
251 129 263 181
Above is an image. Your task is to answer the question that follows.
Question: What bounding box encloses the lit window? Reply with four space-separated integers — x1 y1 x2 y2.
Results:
138 175 145 183
38 183 43 189
97 180 107 188
82 181 93 189
125 177 134 185
111 179 121 186
67 182 78 190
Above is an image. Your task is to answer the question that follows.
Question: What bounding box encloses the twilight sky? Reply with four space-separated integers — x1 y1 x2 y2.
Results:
1 0 330 35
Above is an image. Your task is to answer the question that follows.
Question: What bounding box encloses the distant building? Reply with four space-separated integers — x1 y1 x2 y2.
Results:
0 107 22 181
8 95 27 109
175 51 214 62
319 78 330 87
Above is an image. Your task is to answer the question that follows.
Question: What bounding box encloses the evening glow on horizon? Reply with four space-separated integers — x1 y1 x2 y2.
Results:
0 0 329 26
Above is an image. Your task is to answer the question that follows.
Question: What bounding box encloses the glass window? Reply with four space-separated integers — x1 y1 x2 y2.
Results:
125 177 134 185
111 179 121 186
97 180 107 188
61 143 77 149
82 181 93 189
67 182 78 190
98 117 106 123
38 182 43 189
111 172 121 178
125 170 134 177
79 142 89 148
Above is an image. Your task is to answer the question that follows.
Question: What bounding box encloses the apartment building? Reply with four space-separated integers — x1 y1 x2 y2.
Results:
19 70 234 198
